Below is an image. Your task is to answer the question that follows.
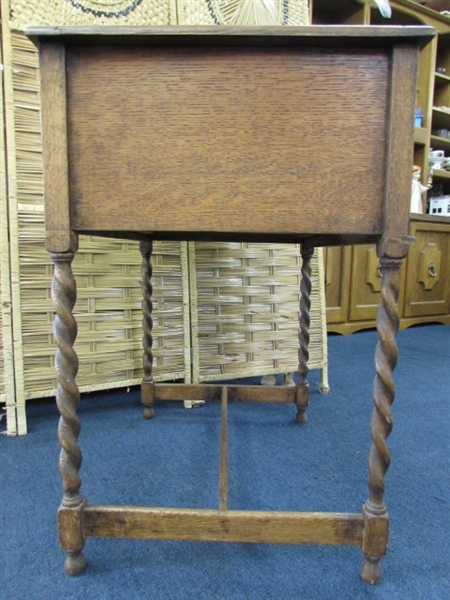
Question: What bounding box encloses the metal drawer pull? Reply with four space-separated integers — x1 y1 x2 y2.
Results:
377 264 382 278
428 264 437 278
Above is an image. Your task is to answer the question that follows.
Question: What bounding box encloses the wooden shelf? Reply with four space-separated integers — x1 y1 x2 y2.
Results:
432 107 450 129
430 134 450 152
435 71 450 85
432 168 450 181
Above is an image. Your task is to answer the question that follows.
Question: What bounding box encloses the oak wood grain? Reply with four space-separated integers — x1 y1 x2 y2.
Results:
83 505 364 546
39 43 76 253
378 44 420 260
66 46 390 237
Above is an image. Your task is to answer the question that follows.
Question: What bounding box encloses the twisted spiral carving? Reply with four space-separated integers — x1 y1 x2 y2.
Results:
51 252 82 507
298 246 314 384
367 258 402 510
140 240 154 380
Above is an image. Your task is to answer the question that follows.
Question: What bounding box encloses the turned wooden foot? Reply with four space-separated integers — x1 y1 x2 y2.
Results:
64 551 87 576
143 406 154 419
360 556 382 585
295 408 308 423
141 376 154 419
295 382 309 423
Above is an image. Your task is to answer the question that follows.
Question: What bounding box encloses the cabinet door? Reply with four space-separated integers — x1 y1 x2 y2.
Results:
349 244 381 322
324 246 351 324
349 244 406 323
403 222 450 318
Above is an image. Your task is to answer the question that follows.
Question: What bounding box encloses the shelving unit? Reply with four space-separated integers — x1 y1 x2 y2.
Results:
312 0 450 333
430 134 450 152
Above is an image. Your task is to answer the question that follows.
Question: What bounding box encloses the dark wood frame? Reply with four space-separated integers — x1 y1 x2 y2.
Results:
28 25 434 584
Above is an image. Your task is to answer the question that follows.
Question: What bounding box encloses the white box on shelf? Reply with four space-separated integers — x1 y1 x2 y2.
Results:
428 196 450 216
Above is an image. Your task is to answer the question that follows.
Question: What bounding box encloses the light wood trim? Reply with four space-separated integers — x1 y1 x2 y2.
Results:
219 387 228 511
83 506 364 546
435 72 450 84
433 169 450 181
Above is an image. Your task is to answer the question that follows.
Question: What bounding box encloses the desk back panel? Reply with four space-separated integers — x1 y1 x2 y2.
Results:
66 45 389 237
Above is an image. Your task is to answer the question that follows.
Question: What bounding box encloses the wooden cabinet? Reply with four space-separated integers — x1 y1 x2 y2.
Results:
349 245 406 324
325 217 450 334
315 0 450 333
404 217 450 320
323 246 351 324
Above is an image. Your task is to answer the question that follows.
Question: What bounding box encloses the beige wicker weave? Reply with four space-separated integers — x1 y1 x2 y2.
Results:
176 0 309 26
1 0 327 436
1 18 190 435
0 23 18 433
189 242 328 389
9 0 175 28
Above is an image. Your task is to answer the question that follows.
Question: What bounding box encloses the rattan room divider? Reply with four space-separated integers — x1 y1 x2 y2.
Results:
0 0 328 436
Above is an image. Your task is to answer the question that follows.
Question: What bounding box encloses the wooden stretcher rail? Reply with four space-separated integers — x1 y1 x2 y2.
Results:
83 506 364 546
151 383 296 403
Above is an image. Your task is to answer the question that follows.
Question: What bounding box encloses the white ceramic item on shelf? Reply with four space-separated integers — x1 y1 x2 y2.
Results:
411 166 427 214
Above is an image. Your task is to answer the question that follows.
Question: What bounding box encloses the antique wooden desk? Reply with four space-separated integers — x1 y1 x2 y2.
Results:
28 25 434 584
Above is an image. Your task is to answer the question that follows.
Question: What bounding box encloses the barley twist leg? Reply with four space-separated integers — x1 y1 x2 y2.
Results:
360 257 402 584
140 240 155 419
51 251 86 576
296 245 314 424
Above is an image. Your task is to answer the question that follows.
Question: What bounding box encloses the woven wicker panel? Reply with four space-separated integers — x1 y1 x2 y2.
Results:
18 207 189 397
189 243 327 385
10 0 174 28
0 33 7 404
5 30 190 409
0 26 18 434
177 0 309 26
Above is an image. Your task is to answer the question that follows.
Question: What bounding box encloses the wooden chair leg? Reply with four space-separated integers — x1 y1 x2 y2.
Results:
51 248 87 576
140 240 155 419
360 256 403 584
296 245 314 423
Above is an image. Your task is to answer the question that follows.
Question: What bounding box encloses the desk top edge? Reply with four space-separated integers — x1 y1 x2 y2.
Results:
26 25 435 49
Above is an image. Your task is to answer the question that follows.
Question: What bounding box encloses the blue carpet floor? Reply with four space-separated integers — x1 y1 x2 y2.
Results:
1 324 449 599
